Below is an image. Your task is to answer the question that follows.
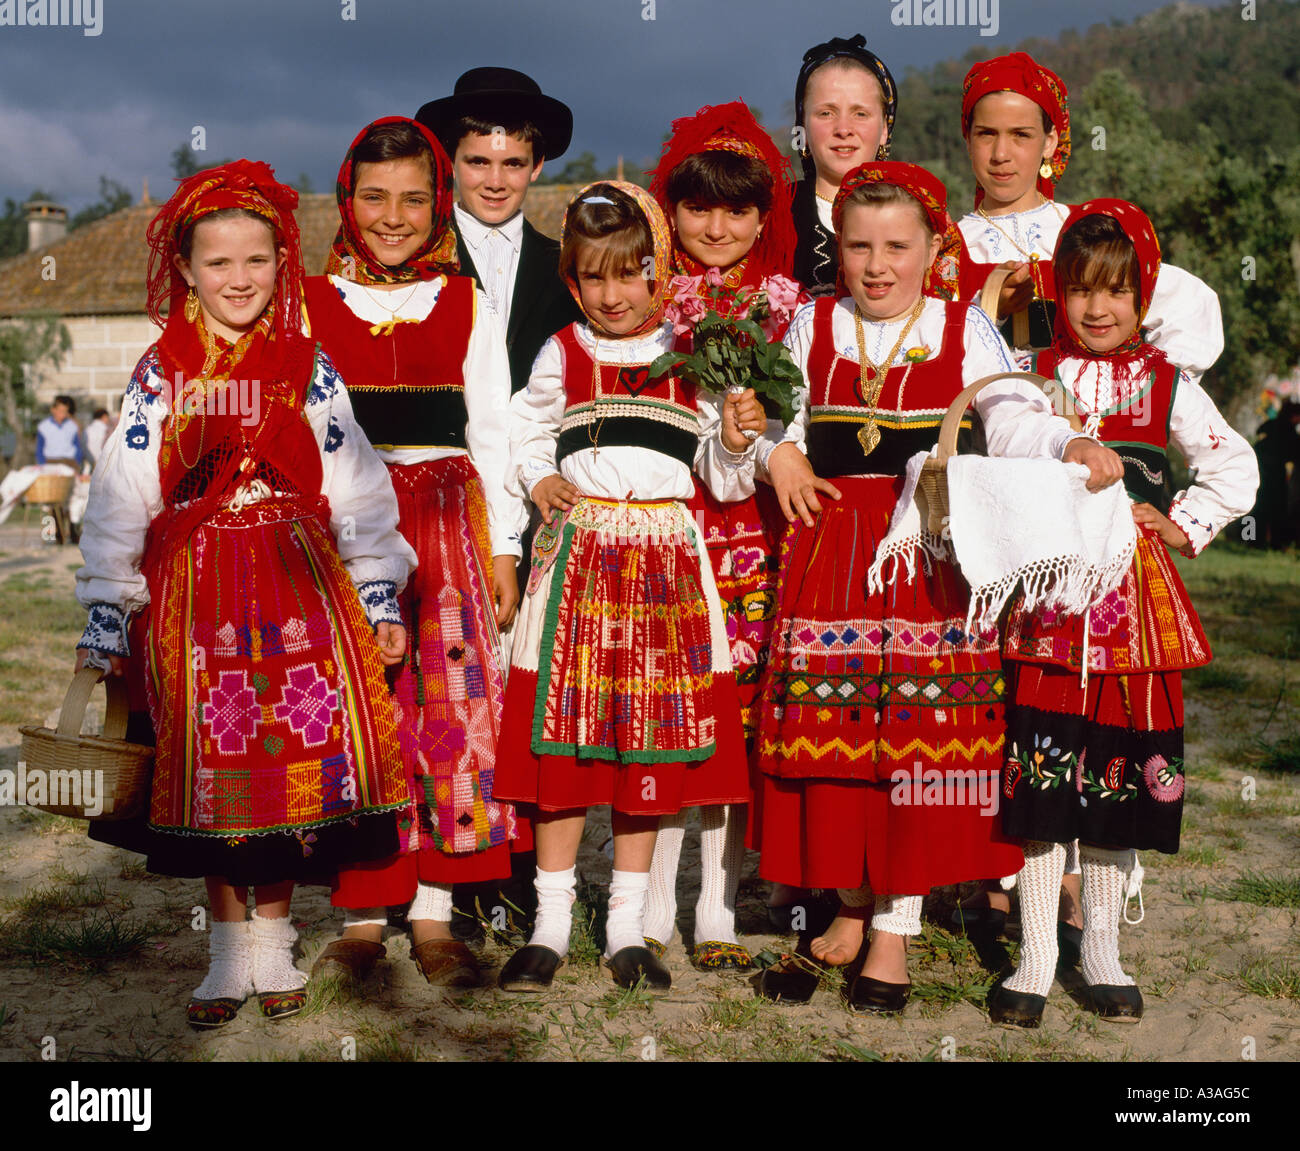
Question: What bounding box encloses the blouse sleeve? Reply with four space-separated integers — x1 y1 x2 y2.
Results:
74 356 170 655
694 388 758 502
756 301 815 476
305 348 416 622
1143 263 1224 385
965 306 1082 461
1166 371 1260 556
464 289 527 558
509 336 567 500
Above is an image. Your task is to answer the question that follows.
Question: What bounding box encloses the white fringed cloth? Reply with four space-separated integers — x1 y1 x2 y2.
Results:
868 451 1137 637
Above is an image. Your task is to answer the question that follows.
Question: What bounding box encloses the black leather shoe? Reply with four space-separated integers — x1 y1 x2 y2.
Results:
757 956 820 1004
988 982 1045 1028
1057 922 1083 969
950 904 1008 937
1086 984 1143 1022
848 974 910 1015
498 944 562 993
607 945 672 993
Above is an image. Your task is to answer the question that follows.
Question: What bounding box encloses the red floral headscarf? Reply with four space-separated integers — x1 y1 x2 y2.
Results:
1052 198 1162 376
561 180 674 339
145 159 309 385
648 101 797 283
325 116 458 285
832 162 962 300
962 52 1071 208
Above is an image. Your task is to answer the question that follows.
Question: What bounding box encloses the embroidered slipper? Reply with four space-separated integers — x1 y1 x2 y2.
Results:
691 940 754 972
642 937 667 960
258 989 307 1020
187 997 244 1030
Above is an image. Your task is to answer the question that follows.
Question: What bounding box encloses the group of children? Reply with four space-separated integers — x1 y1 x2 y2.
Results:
73 42 1258 1032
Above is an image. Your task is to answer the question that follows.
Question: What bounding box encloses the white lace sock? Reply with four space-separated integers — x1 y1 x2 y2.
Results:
249 910 307 994
1003 840 1067 997
527 866 576 957
342 907 387 930
604 870 651 957
408 881 454 924
694 804 745 944
871 894 923 937
644 811 686 945
192 918 254 1001
1063 839 1080 876
1080 845 1135 987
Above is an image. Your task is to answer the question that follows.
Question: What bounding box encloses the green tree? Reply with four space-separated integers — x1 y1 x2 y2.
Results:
0 315 72 468
0 189 57 261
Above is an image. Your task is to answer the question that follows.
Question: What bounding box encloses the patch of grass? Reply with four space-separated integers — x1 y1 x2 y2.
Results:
1253 734 1300 773
0 909 154 965
834 1040 886 1061
6 875 110 917
1237 956 1300 1001
914 923 977 966
1170 845 1225 867
566 884 608 968
1212 871 1300 908
1187 665 1254 694
912 976 994 1014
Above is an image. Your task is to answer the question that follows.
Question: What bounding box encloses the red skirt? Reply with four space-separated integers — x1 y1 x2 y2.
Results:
753 476 1022 894
494 497 749 815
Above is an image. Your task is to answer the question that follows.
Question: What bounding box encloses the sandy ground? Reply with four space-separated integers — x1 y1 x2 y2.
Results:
1 517 1297 1063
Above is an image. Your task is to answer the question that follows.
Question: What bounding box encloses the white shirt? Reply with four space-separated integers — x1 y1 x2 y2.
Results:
761 296 1085 471
957 200 1224 383
454 203 524 330
510 322 756 505
77 347 416 616
327 274 527 558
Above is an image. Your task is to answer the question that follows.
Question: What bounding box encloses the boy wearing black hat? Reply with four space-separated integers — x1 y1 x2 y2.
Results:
417 67 582 395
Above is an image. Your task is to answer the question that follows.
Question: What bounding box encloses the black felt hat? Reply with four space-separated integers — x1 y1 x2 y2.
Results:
416 67 573 161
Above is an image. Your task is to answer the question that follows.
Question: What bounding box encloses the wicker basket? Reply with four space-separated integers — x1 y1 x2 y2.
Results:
17 668 153 820
23 473 75 504
917 372 1084 536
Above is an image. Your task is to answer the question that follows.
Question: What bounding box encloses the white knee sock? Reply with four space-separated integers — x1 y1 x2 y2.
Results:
527 866 576 957
192 918 254 1001
408 881 453 924
871 894 922 937
604 870 651 957
644 811 686 945
694 804 745 944
1003 840 1067 997
1080 845 1135 987
342 907 388 930
249 910 307 994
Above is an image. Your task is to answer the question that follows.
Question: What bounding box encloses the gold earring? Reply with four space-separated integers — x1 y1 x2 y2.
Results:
1039 159 1053 180
184 287 200 323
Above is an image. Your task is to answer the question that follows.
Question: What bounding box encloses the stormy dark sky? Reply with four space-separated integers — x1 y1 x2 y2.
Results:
0 0 1224 211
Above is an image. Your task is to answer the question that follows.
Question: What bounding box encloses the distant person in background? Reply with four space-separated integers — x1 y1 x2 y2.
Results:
35 395 83 469
84 407 113 470
790 34 897 295
1250 399 1300 549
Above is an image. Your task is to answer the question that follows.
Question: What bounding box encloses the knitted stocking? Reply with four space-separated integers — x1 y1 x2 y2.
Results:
871 894 922 937
249 910 307 994
408 881 454 923
1002 840 1067 997
604 870 651 956
644 811 686 945
694 803 745 944
192 918 254 1001
1080 845 1135 987
527 866 576 956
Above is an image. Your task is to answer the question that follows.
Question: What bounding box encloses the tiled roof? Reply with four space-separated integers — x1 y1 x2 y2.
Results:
0 185 583 318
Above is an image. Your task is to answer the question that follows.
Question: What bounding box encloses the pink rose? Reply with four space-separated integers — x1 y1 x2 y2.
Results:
704 266 725 290
668 274 702 304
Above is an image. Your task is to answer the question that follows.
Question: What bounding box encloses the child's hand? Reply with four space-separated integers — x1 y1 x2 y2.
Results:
1062 438 1124 492
767 442 841 527
493 556 520 629
722 387 765 453
1131 502 1189 550
375 621 406 666
995 261 1035 318
74 647 125 677
530 474 579 525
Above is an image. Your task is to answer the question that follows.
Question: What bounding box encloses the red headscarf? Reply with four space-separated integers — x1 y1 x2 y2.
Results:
145 159 309 387
832 162 962 300
961 52 1071 208
325 116 458 285
1051 198 1162 380
647 101 797 284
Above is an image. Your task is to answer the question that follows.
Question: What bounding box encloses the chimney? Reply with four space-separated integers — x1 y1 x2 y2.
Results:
24 199 68 251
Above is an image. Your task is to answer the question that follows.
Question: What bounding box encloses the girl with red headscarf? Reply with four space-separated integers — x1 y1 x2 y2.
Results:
304 117 529 990
495 182 764 994
990 201 1257 1028
957 52 1222 383
753 162 1123 1013
641 101 802 971
75 160 415 1028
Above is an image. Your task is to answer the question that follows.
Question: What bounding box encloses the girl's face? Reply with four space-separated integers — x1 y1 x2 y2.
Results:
351 157 435 267
173 214 284 344
966 91 1058 214
1064 280 1139 355
673 201 764 271
839 201 941 323
575 239 655 336
803 63 889 194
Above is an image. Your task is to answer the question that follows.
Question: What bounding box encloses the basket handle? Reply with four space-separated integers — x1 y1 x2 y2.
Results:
934 371 1083 465
977 265 1030 348
56 667 128 741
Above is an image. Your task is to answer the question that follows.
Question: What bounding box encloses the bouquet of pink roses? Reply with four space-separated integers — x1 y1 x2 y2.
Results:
650 268 803 426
